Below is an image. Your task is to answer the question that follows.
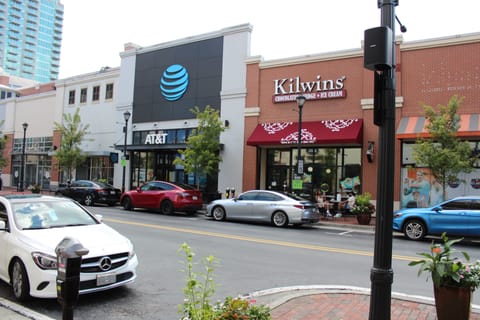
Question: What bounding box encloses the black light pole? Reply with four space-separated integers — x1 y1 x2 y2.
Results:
19 122 28 192
121 111 131 193
296 95 306 175
364 1 400 319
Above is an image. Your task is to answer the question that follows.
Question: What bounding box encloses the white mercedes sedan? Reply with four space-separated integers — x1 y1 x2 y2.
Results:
0 194 138 301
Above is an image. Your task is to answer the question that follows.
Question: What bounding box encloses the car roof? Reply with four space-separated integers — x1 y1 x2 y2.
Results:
448 196 480 201
0 194 68 203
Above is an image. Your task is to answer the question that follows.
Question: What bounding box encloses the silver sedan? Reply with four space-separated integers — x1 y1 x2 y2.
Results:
205 190 320 227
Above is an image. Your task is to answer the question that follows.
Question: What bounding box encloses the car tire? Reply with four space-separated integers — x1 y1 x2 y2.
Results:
212 206 226 221
272 211 289 227
403 219 427 240
11 259 30 301
160 200 174 215
84 194 94 206
122 197 133 211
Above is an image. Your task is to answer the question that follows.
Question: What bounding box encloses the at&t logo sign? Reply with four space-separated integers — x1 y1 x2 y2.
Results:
160 64 189 101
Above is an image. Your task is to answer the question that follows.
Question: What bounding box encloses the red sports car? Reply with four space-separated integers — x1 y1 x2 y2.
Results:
120 181 203 214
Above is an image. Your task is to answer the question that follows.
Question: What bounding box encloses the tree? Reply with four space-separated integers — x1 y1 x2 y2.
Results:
54 108 90 182
413 95 473 200
174 106 225 189
0 121 9 169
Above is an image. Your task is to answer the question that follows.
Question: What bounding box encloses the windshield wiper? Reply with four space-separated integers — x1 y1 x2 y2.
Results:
22 226 49 230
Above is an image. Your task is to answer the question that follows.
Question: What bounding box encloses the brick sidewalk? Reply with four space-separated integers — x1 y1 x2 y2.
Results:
269 292 480 320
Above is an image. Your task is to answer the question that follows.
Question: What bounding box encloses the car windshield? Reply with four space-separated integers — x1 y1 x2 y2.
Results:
95 181 115 188
13 200 98 230
279 192 308 202
173 183 196 190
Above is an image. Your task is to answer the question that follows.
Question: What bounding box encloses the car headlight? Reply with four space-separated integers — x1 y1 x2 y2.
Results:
393 212 404 218
129 250 136 259
32 252 57 270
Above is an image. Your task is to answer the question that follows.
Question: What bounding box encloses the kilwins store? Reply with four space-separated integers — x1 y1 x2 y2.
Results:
242 32 480 208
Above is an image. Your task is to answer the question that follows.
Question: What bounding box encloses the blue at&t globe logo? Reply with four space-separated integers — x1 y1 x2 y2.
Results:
160 64 189 101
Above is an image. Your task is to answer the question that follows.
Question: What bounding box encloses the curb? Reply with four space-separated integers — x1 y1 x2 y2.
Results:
242 285 480 314
0 297 55 320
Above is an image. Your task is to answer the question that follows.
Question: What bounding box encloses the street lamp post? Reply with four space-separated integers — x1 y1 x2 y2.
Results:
364 1 403 319
296 95 306 176
121 111 131 193
19 122 28 192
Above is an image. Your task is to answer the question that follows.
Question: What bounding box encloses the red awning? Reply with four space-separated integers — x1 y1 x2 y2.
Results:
396 114 480 139
247 119 363 146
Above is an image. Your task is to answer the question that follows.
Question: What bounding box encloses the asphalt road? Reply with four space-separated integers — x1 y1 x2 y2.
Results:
2 205 480 320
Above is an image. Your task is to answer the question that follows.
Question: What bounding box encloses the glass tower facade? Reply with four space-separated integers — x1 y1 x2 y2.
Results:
0 0 64 83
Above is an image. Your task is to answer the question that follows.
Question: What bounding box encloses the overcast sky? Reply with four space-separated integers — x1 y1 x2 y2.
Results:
58 0 479 79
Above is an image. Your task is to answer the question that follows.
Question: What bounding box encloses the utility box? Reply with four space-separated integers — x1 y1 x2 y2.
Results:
364 26 393 71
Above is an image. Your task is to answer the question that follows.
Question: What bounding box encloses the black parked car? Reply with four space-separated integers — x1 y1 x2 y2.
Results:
55 180 121 206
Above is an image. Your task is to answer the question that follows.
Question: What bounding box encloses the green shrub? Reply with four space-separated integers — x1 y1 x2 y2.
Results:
178 243 271 320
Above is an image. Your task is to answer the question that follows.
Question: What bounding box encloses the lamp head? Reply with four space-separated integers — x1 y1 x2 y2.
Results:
296 95 306 108
22 122 28 130
123 110 131 122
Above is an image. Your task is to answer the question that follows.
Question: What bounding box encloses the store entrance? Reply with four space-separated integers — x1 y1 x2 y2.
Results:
131 150 193 189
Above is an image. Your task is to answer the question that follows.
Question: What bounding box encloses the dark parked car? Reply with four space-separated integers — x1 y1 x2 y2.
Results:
393 196 480 240
120 181 203 214
206 190 321 227
55 180 121 206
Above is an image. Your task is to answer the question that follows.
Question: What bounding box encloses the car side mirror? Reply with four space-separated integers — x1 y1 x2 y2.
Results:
433 206 442 212
95 214 103 222
0 220 6 231
136 187 141 192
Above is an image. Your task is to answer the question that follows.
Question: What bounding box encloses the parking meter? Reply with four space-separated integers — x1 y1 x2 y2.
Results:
55 237 89 320
225 188 230 199
230 187 235 198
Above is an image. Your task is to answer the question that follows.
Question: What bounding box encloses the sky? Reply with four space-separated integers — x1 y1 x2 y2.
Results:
58 0 480 79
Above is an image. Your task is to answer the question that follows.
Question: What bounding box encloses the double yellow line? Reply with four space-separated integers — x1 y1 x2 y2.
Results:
105 217 416 262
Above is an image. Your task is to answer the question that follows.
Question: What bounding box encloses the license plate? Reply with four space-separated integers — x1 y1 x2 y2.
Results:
110 191 116 195
96 273 116 286
192 196 198 200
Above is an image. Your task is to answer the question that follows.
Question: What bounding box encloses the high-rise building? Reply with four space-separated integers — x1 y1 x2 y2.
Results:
0 0 64 83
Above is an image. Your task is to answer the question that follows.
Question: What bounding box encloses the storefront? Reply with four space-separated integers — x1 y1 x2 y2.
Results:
246 120 364 200
115 25 252 196
243 32 480 208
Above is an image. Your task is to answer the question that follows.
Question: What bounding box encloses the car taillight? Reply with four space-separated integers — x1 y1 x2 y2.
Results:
294 204 304 209
177 192 189 199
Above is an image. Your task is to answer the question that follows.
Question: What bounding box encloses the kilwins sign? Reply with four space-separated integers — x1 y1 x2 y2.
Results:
273 75 347 103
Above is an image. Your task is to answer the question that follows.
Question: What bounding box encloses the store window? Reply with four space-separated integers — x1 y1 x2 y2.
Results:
266 147 361 201
89 157 114 185
400 141 480 209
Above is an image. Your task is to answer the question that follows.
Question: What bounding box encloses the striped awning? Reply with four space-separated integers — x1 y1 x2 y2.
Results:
396 114 480 139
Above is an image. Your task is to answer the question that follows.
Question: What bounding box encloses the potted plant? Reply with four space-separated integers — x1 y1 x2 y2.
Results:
351 192 375 225
409 232 480 320
28 184 41 194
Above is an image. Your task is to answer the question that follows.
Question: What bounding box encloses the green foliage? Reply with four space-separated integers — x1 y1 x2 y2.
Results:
174 106 225 188
0 121 8 169
178 243 218 320
213 296 271 320
352 192 375 216
54 108 90 181
409 233 480 290
178 243 271 320
413 95 474 199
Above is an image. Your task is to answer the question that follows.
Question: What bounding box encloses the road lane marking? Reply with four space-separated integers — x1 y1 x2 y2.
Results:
105 217 417 262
